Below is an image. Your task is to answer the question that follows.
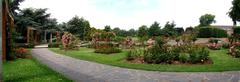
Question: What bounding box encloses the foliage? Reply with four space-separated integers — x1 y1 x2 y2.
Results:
233 26 240 35
179 53 189 63
103 25 111 32
61 32 79 50
14 47 29 58
15 8 54 37
48 42 61 48
138 25 148 38
228 0 240 25
50 48 240 72
197 27 228 38
162 21 177 37
143 37 178 64
66 16 90 40
94 42 121 54
126 48 142 60
208 44 221 50
199 14 216 27
175 27 184 36
148 21 161 36
222 43 230 49
189 47 210 63
185 27 194 34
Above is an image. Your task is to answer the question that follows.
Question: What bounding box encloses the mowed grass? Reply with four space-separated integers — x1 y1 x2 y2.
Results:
3 59 72 82
49 48 240 72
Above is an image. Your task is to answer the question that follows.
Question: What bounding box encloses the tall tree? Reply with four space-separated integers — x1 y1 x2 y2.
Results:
15 8 51 36
162 21 176 37
138 25 148 38
104 25 111 32
67 16 90 40
10 0 25 15
128 28 136 37
113 27 121 36
228 0 240 26
148 21 161 37
199 14 216 27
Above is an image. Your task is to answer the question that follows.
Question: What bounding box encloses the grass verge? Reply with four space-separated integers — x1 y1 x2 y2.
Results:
49 48 240 72
3 58 72 82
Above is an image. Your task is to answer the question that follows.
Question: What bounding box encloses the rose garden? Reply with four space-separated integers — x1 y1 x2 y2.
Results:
2 0 240 82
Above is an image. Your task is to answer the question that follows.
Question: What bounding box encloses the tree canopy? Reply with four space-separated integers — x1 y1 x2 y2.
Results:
104 25 111 32
162 21 177 37
148 21 161 37
228 0 240 26
66 16 90 40
199 14 216 27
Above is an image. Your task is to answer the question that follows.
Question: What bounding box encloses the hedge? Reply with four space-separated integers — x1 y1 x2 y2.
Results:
198 27 228 38
233 26 240 35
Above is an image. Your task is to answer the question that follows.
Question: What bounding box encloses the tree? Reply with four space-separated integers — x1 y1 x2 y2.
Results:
162 21 176 37
138 25 148 38
228 0 240 26
148 21 161 36
67 16 90 40
175 27 184 36
10 0 25 15
199 14 216 27
128 28 137 37
104 25 111 32
113 27 121 36
15 8 51 36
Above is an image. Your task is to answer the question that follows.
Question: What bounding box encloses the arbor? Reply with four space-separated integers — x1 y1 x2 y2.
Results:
148 21 161 36
104 25 111 32
199 14 216 27
66 16 90 40
228 0 240 26
15 8 51 37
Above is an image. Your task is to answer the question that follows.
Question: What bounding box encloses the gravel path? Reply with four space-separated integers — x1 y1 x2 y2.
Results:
32 48 240 82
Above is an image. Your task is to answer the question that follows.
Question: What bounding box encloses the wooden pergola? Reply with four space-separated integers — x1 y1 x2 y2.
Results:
2 0 14 61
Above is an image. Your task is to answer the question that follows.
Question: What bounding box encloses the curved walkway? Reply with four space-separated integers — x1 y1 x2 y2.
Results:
32 48 240 82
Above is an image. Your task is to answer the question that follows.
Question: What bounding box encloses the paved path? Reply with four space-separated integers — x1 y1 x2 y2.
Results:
32 48 240 82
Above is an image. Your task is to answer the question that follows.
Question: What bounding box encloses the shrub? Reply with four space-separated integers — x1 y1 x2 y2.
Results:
14 47 29 58
233 26 240 35
207 44 221 50
222 43 230 49
61 32 79 50
209 39 219 44
48 42 61 48
94 47 121 54
27 43 35 48
189 47 209 63
179 53 189 63
126 49 141 60
208 39 221 50
198 27 228 38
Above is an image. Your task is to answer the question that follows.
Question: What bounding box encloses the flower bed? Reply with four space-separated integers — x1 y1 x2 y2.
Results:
126 37 212 64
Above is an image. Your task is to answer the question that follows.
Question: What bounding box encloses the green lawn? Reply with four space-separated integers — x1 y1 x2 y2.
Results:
49 48 240 72
3 59 72 82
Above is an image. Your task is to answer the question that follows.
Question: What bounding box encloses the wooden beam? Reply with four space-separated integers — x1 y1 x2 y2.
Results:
2 0 7 61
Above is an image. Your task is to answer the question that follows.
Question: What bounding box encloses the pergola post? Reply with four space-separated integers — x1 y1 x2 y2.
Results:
50 32 52 43
44 30 47 43
2 0 7 61
0 0 3 81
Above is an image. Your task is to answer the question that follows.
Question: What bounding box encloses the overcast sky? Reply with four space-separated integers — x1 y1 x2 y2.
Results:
20 0 235 30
